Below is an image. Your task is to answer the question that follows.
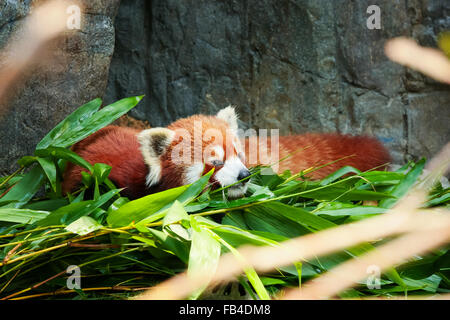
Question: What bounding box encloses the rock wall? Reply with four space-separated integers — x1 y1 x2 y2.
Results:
105 0 450 164
0 0 121 174
0 0 449 174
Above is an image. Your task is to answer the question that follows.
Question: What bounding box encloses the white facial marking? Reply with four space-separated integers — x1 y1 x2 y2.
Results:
184 162 205 184
146 166 161 187
214 156 249 198
217 106 238 133
227 183 249 199
137 128 175 187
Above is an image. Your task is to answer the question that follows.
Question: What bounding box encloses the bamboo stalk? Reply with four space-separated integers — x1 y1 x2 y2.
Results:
11 286 151 300
0 167 25 191
1 247 141 300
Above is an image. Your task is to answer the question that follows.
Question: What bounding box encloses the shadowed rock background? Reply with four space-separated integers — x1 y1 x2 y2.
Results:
1 0 449 174
0 0 121 174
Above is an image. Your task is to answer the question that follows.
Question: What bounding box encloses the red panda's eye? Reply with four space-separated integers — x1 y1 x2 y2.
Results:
211 160 224 167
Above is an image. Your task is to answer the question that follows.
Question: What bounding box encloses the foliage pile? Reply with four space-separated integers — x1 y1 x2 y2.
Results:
0 96 448 300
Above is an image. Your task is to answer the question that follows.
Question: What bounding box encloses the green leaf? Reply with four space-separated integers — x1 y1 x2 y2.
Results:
24 199 69 211
207 193 269 209
133 170 214 227
196 216 279 247
35 147 93 171
438 31 450 58
299 184 395 201
17 156 38 167
253 202 336 231
248 202 405 287
244 205 312 238
0 208 49 224
107 185 190 227
162 201 192 241
208 228 270 300
185 202 210 212
187 224 221 299
425 192 450 207
93 163 112 184
38 189 121 226
65 216 103 235
294 261 302 288
163 200 190 227
0 166 45 208
36 96 143 149
107 197 129 215
379 158 425 208
36 157 57 193
260 276 288 286
36 98 102 150
315 202 387 217
320 166 362 186
360 171 405 183
144 228 190 263
81 171 94 188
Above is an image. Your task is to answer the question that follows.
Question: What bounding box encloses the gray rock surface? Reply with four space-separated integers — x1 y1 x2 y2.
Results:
105 0 450 165
0 0 121 175
1 0 449 174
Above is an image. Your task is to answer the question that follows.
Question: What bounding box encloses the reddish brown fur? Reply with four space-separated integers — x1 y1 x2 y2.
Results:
166 114 239 183
62 120 390 199
245 133 391 179
62 115 238 198
62 126 150 199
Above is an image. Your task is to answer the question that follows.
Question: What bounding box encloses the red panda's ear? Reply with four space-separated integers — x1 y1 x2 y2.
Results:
217 105 239 132
137 128 175 186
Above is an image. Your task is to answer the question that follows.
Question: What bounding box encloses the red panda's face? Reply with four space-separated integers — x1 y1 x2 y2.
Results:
137 106 251 198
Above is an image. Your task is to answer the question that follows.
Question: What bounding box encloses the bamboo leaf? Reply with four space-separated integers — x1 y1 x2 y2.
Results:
315 202 387 217
163 200 190 227
0 208 49 224
93 163 112 184
0 166 45 208
438 31 450 58
36 96 143 149
134 170 214 227
35 147 93 171
320 166 362 186
65 216 103 235
261 201 336 230
187 223 221 299
36 98 102 150
379 158 425 208
107 185 190 228
36 157 57 193
144 228 190 264
208 228 270 300
38 189 121 226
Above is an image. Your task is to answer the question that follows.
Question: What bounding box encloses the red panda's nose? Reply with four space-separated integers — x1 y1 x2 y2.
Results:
237 169 251 182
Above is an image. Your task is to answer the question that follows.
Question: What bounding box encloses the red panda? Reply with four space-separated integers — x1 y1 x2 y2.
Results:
245 133 391 179
62 107 390 199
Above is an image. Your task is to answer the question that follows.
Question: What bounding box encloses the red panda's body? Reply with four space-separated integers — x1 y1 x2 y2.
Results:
246 133 390 179
62 107 391 199
62 126 149 199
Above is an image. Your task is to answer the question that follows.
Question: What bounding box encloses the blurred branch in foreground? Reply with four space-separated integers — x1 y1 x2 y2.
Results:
0 0 77 111
385 36 450 84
